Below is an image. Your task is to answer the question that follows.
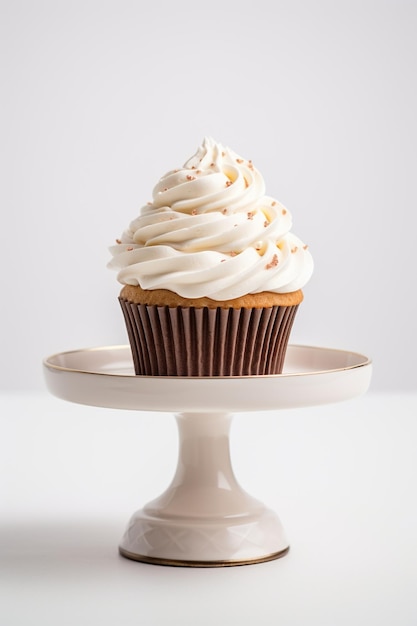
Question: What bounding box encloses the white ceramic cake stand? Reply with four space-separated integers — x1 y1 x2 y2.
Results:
43 344 372 567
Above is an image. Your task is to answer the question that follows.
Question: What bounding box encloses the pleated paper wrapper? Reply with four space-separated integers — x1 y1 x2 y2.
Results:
119 298 298 377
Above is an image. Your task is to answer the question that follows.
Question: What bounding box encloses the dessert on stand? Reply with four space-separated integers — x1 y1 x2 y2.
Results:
44 138 371 566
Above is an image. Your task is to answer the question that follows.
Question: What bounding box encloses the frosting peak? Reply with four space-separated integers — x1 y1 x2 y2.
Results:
109 138 313 300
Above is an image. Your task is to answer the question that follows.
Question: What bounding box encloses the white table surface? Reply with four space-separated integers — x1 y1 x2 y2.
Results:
1 390 416 626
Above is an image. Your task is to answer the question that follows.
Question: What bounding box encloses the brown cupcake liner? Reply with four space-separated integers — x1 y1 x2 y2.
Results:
119 298 298 377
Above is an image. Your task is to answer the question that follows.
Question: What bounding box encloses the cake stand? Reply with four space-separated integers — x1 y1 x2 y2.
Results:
43 344 372 567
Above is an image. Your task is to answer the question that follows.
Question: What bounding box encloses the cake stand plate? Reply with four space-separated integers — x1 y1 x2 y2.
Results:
43 345 372 567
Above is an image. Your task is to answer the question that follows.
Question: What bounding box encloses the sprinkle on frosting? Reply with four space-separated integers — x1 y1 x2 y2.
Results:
265 254 279 270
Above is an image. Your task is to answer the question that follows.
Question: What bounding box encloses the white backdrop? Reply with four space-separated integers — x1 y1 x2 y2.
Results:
1 0 416 391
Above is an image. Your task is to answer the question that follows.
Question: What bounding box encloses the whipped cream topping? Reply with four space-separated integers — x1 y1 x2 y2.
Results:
109 137 313 300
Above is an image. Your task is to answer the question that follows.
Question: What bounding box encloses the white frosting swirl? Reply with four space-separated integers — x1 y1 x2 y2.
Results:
109 137 313 300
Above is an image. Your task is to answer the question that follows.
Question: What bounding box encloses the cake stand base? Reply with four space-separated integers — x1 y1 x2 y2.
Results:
118 412 289 567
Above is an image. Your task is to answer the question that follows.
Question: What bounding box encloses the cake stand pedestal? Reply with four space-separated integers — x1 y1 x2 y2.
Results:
43 345 372 567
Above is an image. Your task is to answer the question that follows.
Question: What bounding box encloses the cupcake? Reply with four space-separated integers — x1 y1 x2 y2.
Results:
108 137 313 376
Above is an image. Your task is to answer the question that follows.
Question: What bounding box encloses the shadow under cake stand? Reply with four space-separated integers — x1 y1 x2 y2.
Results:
43 344 372 567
